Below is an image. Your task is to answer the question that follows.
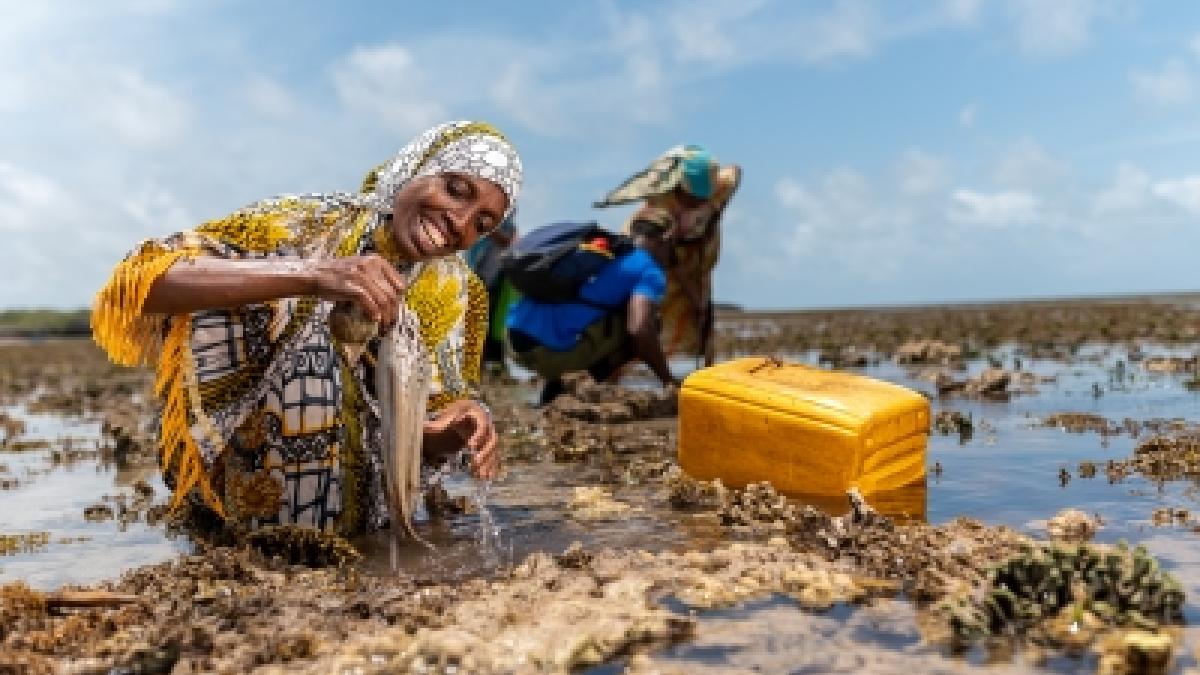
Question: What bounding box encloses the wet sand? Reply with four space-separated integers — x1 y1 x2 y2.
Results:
5 295 1200 672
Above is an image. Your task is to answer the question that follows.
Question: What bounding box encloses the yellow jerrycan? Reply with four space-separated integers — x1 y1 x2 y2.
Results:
678 357 929 496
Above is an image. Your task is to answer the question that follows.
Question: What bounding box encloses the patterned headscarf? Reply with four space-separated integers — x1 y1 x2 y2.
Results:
369 121 522 221
594 144 716 208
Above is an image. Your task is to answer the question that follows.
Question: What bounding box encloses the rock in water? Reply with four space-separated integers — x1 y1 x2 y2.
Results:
1046 508 1100 542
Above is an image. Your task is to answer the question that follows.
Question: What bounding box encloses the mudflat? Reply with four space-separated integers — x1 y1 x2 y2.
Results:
3 294 1200 673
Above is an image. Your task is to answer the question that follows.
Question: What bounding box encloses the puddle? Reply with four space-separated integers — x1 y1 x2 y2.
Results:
353 428 727 580
0 406 188 587
617 596 955 674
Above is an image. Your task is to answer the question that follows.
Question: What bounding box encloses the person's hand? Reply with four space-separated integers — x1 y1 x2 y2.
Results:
310 254 406 326
422 399 499 480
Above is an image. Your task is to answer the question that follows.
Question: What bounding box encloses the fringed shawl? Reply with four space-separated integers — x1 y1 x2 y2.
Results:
92 196 486 528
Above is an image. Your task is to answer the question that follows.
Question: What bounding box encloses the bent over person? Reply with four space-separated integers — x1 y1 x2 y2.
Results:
594 145 741 367
506 219 680 406
91 121 521 535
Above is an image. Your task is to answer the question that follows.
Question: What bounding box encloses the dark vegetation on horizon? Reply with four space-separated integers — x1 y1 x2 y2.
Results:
1 289 1196 338
0 309 90 337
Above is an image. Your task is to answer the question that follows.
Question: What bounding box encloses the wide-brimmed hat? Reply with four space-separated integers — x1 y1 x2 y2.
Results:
594 145 716 208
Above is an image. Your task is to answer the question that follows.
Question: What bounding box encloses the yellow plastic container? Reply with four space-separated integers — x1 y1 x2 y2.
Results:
678 357 929 497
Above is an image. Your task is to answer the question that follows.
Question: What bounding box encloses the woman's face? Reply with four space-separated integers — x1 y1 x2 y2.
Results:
388 172 509 261
672 184 708 209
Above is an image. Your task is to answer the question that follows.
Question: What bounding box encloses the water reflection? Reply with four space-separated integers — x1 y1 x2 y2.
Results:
770 479 928 524
0 410 187 588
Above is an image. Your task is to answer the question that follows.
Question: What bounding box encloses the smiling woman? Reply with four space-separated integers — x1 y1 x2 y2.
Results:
89 121 521 536
385 171 507 260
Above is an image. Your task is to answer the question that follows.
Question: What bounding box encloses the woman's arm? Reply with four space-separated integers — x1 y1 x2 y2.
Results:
628 294 679 387
142 255 408 325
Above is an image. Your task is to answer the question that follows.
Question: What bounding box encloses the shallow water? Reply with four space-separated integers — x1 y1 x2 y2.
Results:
903 347 1200 619
0 408 187 588
5 343 1200 670
354 416 729 581
367 344 1200 671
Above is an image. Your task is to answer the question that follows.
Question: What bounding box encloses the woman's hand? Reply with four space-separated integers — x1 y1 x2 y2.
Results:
310 254 407 326
422 399 499 480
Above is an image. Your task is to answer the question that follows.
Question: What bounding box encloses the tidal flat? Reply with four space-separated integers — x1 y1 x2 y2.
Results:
5 295 1200 673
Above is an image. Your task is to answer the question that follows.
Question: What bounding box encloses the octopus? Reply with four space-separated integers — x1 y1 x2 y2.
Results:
376 300 434 566
330 266 434 569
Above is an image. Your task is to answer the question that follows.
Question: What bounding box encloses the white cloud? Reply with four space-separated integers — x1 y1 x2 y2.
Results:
803 0 880 63
610 14 669 122
821 168 874 216
1152 175 1200 215
6 60 191 146
86 69 190 146
775 177 821 213
0 161 115 307
0 65 32 112
1009 0 1098 57
718 207 802 286
122 0 181 13
1081 163 1200 238
773 168 917 279
489 63 552 132
895 149 948 195
739 142 1200 305
958 102 978 127
776 168 887 243
993 139 1066 188
668 1 761 66
0 162 69 232
488 50 669 136
120 182 194 238
1093 162 1151 215
943 0 984 25
330 44 445 136
477 13 672 137
1130 58 1196 106
949 189 1040 227
321 13 676 141
242 76 297 120
665 0 891 69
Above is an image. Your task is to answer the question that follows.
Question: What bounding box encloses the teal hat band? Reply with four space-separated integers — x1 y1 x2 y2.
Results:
680 145 714 199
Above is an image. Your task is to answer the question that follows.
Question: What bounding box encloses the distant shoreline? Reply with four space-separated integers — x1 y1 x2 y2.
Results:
0 309 90 338
4 289 1199 337
714 290 1200 317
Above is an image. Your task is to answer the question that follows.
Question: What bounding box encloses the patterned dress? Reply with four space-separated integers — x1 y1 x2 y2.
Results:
625 166 740 360
91 196 487 535
593 146 740 361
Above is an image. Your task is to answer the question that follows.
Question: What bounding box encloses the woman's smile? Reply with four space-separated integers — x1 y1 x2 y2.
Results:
417 212 450 253
390 172 508 262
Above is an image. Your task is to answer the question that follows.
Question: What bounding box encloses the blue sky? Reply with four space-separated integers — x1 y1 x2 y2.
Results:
3 0 1200 309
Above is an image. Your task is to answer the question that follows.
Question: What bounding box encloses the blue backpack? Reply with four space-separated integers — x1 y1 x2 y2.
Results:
499 221 633 304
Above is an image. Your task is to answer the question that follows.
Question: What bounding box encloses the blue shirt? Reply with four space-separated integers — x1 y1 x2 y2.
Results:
506 248 666 352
